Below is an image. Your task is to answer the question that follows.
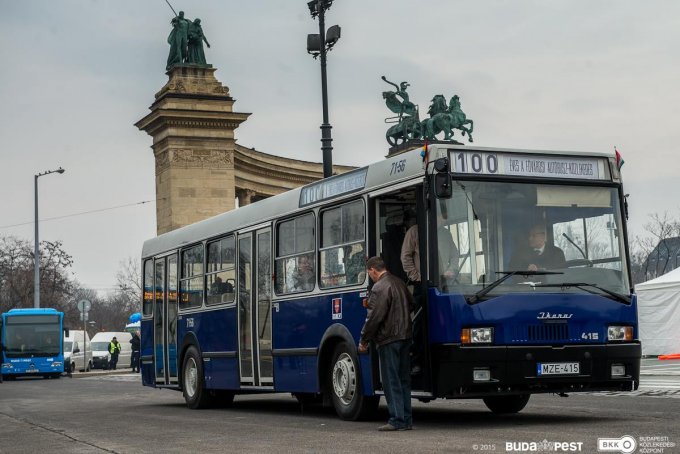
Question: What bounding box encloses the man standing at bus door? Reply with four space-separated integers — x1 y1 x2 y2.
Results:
401 211 459 374
358 256 414 431
130 332 141 373
509 224 566 271
108 337 122 370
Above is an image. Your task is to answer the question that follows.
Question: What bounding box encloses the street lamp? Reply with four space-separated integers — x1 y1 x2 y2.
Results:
34 167 65 308
307 0 341 178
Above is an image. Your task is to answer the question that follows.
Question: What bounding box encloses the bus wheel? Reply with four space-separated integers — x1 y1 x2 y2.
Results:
182 346 211 409
483 394 530 414
329 342 379 421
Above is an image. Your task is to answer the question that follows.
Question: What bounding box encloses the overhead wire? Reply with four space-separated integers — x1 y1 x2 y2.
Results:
0 200 156 230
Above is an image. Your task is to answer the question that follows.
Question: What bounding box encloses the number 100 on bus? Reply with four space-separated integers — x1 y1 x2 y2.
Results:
455 151 499 175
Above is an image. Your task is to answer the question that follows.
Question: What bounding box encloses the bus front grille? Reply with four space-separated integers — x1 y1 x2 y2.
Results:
514 323 571 343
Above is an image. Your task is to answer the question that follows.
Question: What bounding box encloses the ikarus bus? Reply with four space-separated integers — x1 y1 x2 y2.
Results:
140 144 640 419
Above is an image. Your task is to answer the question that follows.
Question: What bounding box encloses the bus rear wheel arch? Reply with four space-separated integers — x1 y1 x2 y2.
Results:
328 341 379 421
483 394 530 414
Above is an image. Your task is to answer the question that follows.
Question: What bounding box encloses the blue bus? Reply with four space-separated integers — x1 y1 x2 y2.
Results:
1 308 66 379
140 144 640 418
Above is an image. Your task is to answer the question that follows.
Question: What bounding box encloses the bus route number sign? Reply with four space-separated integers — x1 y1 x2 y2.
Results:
453 151 499 175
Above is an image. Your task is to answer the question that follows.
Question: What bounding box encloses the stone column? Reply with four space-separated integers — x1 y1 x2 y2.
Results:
136 65 250 235
237 188 257 207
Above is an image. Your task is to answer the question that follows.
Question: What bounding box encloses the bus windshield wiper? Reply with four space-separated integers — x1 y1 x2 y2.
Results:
467 270 563 304
531 282 631 304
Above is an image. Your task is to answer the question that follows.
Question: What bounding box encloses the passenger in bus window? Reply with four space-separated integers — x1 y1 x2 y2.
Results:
344 245 366 284
290 254 315 292
508 224 566 271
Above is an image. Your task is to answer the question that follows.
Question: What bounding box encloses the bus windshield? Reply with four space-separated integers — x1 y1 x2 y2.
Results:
436 180 629 300
4 315 61 357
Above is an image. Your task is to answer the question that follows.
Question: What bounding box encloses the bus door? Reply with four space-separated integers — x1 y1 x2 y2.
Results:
371 185 432 393
154 254 179 385
237 227 273 387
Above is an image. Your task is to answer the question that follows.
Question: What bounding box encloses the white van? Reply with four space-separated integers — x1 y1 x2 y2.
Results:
90 332 132 370
63 330 92 372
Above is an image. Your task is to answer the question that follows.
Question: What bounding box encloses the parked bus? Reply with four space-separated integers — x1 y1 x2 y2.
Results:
140 144 640 419
1 308 66 379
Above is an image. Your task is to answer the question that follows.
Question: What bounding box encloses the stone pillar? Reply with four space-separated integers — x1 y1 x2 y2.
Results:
237 188 257 207
136 65 250 235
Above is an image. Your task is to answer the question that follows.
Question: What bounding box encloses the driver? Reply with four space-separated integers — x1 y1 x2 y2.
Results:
509 224 566 271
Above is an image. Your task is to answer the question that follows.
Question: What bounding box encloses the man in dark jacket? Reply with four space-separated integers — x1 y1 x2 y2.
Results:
358 256 414 431
130 332 141 373
509 224 566 271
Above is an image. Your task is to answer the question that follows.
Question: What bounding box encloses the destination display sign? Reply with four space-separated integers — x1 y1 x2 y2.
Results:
299 168 368 207
451 151 605 180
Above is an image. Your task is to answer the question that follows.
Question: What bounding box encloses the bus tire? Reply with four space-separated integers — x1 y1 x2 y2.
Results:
181 346 211 409
329 341 379 421
483 394 530 414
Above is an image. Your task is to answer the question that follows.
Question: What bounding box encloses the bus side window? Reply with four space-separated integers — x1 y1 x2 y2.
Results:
319 199 366 288
180 244 204 310
275 213 316 294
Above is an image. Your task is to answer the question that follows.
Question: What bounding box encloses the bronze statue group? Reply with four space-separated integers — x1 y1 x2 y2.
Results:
166 11 211 70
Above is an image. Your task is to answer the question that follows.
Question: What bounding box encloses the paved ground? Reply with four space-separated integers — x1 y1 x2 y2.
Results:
0 360 678 453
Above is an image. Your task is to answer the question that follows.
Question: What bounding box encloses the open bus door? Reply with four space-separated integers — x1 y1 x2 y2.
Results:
370 183 433 398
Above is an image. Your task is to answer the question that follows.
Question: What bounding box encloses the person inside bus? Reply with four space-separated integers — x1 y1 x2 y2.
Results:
344 245 366 285
209 276 233 296
401 210 459 374
508 224 566 271
290 254 315 292
381 209 414 282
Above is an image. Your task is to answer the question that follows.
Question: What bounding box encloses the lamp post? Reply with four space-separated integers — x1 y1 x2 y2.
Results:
307 0 341 178
34 167 65 308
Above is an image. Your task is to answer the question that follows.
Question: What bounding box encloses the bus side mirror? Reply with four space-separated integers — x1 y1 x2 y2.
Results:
434 173 452 199
64 328 70 337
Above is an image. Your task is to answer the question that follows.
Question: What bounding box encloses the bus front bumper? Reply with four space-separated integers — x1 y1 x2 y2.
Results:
431 343 641 398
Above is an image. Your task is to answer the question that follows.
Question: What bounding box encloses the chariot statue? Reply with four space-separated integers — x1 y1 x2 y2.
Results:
381 77 474 147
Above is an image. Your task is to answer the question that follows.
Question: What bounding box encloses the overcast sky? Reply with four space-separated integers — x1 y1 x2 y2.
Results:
1 0 679 292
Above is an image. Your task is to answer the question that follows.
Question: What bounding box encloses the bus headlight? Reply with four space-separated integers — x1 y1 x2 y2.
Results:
51 361 63 368
462 327 494 344
1 363 12 370
608 326 633 342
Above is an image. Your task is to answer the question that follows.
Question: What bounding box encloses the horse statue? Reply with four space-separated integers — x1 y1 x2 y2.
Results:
421 95 474 142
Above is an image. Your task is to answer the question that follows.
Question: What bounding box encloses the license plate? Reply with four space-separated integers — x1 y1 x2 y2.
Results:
537 362 579 375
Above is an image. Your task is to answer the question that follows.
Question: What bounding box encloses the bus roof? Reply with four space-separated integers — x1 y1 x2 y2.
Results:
142 144 617 258
5 308 61 316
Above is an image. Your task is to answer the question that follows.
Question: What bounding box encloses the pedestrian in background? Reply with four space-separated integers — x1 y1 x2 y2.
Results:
108 337 122 370
130 332 141 373
358 256 414 431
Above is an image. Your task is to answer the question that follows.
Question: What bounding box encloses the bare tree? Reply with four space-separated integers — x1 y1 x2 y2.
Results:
0 236 74 313
631 211 680 284
115 257 141 313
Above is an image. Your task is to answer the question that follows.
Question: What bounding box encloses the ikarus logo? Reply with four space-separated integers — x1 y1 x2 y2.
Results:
537 312 573 320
